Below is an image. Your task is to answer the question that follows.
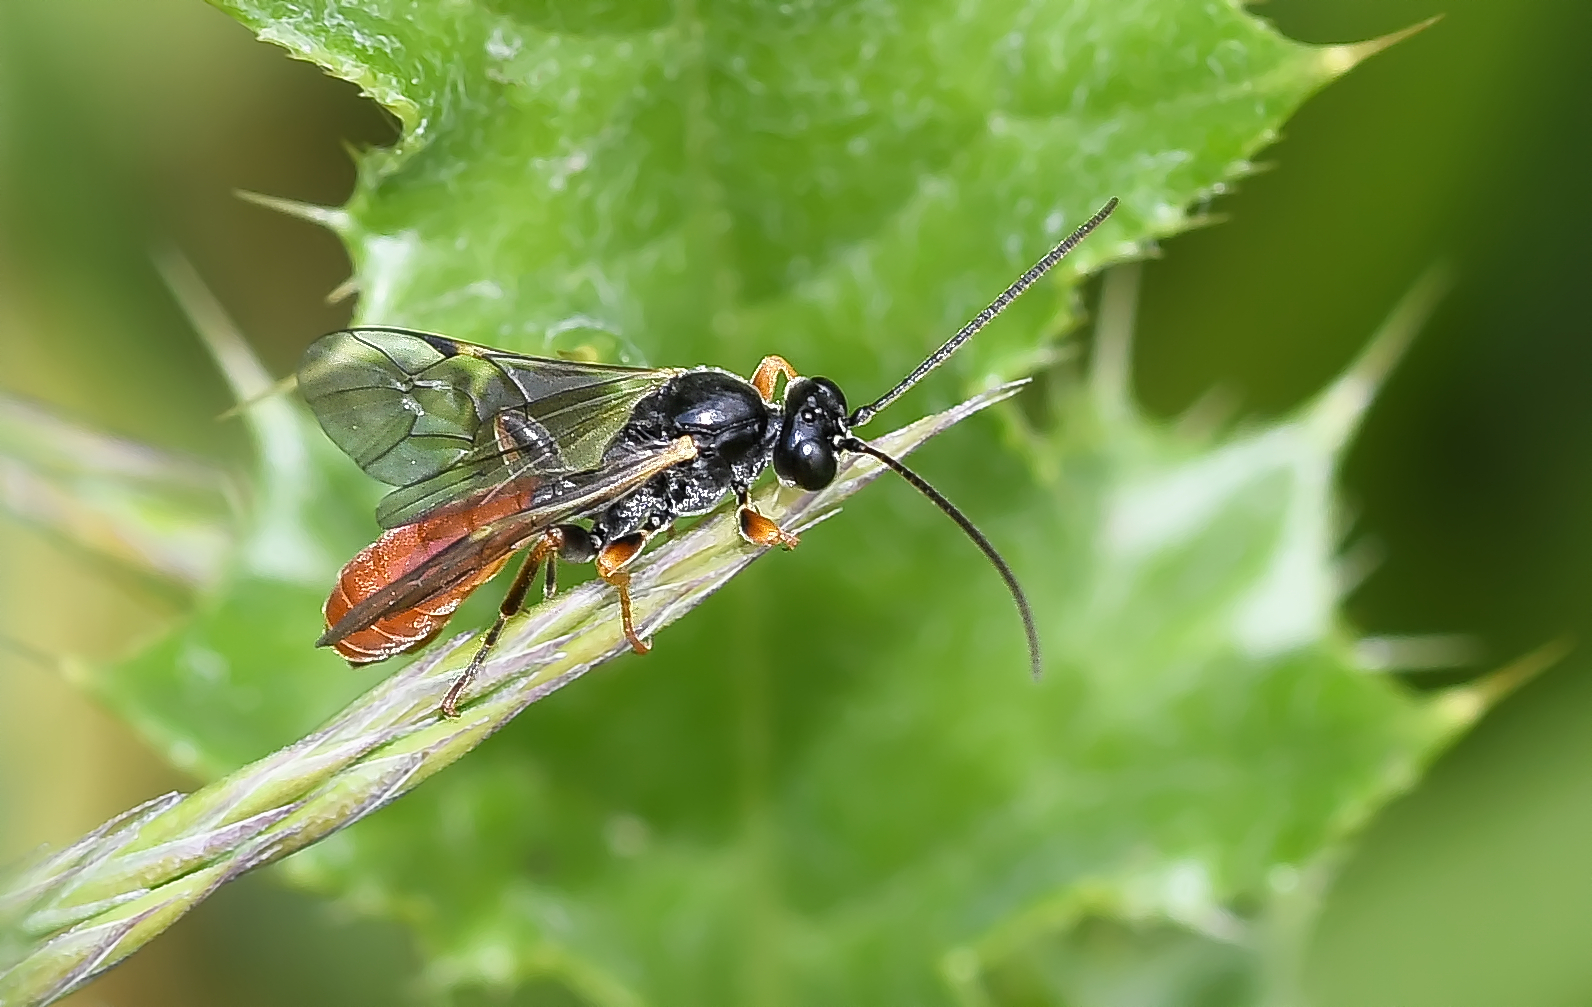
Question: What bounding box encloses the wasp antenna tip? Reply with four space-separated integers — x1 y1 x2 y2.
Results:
842 437 1042 683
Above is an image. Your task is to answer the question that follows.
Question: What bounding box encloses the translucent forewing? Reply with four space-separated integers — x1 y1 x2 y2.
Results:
298 328 681 527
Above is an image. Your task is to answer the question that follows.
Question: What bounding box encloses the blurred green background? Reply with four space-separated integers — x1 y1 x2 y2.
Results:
1 0 1589 1004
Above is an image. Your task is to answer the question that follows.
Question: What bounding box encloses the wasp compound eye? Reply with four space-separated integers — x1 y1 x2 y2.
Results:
774 377 846 490
784 436 837 490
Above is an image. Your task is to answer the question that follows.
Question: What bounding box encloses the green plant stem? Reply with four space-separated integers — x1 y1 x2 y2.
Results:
0 384 1018 1007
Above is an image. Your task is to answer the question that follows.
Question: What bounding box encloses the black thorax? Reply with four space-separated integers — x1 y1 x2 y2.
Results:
588 369 779 543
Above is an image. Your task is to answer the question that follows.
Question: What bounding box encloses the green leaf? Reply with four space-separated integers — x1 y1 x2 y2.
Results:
214 0 1357 402
84 255 393 775
68 2 1443 1004
263 286 1461 1007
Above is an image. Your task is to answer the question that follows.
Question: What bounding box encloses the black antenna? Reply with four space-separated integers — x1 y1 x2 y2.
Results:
839 436 1042 679
849 197 1119 428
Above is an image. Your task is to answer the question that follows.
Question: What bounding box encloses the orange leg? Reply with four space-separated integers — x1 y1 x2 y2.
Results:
738 504 800 550
441 528 563 718
596 533 654 654
749 354 799 401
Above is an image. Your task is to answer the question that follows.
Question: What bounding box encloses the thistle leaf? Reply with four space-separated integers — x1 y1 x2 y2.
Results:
40 2 1446 1004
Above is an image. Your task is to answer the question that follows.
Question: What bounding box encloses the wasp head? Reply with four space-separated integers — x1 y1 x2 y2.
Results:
773 376 849 490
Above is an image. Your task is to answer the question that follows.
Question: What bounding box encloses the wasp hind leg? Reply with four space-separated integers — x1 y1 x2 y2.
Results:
750 355 799 401
441 528 566 718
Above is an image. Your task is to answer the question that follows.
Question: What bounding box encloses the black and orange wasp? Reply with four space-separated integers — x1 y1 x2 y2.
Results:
299 199 1117 716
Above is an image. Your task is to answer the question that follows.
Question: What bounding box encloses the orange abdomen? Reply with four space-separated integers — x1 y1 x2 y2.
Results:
324 487 536 663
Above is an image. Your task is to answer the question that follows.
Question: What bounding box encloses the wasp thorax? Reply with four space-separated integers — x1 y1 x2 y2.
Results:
774 376 847 490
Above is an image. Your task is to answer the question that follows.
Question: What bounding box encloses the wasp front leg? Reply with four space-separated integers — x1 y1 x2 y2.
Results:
736 489 800 550
749 354 799 402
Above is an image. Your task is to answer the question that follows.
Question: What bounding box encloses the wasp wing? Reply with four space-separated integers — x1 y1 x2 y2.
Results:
318 435 698 649
298 327 681 528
